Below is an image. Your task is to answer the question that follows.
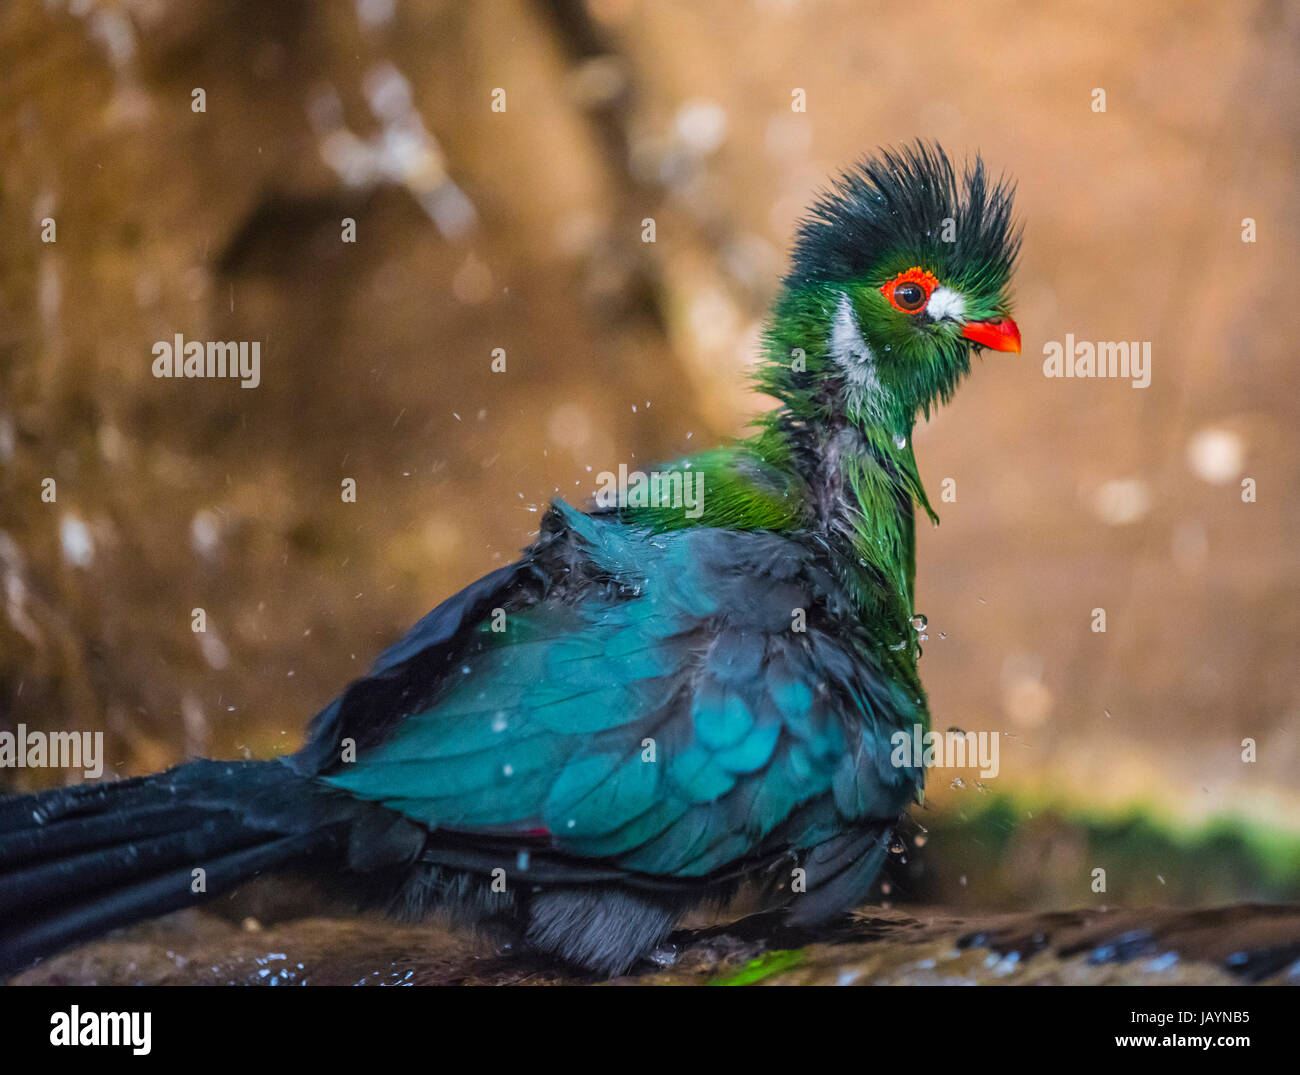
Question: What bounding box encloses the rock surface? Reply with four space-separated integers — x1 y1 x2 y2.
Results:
14 902 1299 986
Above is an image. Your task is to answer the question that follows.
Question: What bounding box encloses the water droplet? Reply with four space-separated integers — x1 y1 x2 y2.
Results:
1145 951 1178 972
894 434 907 449
648 944 679 968
911 614 928 631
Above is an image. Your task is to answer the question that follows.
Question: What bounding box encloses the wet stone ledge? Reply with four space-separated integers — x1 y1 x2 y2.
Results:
11 903 1299 986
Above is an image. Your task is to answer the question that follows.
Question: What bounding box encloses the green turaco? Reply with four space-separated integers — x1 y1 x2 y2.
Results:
0 142 1020 977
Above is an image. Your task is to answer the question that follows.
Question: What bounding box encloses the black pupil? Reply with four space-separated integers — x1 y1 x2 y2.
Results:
896 283 925 310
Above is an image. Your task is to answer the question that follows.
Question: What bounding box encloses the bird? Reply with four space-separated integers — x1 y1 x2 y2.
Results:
0 142 1020 978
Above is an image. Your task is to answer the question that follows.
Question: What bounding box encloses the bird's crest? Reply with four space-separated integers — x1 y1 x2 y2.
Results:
785 141 1020 299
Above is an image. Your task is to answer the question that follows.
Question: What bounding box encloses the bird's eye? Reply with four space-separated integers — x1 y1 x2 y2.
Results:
894 283 925 311
881 267 939 315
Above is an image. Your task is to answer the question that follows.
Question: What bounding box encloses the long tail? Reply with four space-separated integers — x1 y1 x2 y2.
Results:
0 759 422 977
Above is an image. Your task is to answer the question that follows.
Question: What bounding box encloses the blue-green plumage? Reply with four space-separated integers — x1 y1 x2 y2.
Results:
0 142 1021 977
320 502 920 881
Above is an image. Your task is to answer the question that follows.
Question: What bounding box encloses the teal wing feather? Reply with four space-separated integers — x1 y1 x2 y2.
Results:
321 501 923 879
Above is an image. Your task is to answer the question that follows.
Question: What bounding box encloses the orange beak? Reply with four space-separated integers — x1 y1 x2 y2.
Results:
960 317 1021 353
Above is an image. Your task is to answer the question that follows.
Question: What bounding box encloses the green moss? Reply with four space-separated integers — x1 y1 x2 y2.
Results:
913 792 1300 906
710 949 804 986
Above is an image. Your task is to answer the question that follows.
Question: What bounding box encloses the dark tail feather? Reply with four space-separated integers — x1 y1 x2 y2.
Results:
784 826 891 926
0 832 330 976
0 759 377 978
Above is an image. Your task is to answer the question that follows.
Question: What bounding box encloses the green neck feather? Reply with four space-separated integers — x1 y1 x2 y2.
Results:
625 283 938 680
755 283 937 653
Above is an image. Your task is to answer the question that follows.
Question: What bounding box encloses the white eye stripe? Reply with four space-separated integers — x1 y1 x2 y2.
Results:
829 290 890 423
926 286 965 321
830 291 874 375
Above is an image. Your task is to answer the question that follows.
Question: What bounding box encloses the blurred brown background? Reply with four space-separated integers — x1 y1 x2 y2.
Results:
1 0 1297 908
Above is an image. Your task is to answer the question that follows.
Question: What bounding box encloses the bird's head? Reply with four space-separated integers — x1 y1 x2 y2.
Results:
761 142 1021 438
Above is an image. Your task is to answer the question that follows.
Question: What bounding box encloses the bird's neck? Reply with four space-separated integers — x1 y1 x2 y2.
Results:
759 410 929 651
757 287 939 654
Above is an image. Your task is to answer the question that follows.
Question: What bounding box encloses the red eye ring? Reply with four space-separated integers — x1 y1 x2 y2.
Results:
881 267 939 314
